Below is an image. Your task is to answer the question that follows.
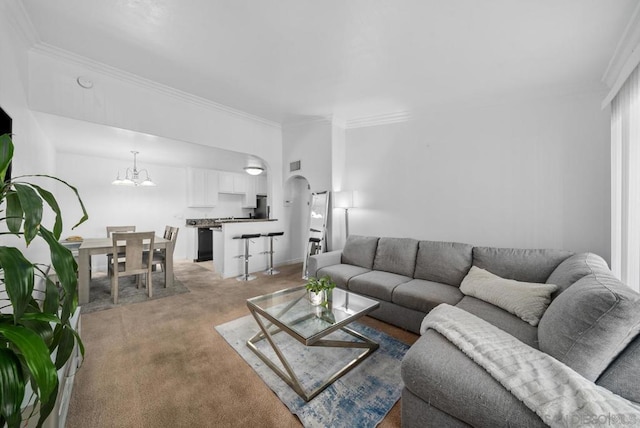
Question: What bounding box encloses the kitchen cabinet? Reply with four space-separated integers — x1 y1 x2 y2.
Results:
187 168 219 207
218 172 234 193
242 176 257 208
256 175 267 196
219 172 247 194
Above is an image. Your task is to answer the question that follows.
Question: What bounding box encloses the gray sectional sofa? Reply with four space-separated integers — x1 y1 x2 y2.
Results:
307 235 640 427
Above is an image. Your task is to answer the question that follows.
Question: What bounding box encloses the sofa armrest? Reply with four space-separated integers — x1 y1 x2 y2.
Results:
308 250 342 278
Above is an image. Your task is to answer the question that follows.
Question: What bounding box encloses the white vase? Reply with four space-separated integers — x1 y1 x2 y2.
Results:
309 290 325 306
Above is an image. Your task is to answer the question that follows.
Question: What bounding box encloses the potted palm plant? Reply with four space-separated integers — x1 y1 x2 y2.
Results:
305 275 336 306
0 133 88 427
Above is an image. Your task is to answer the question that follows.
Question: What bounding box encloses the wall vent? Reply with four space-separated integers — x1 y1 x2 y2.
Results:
290 160 301 172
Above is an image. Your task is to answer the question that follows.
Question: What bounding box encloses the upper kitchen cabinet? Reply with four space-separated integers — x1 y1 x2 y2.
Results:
187 167 219 207
242 176 257 208
256 175 267 196
219 172 247 194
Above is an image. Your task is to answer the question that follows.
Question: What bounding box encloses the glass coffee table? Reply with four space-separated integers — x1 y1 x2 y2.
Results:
246 285 380 401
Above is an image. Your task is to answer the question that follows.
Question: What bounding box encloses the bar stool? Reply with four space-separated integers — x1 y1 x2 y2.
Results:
303 236 324 279
262 231 284 275
307 237 322 256
234 233 262 281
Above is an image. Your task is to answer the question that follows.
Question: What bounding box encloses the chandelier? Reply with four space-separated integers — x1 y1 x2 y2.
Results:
111 151 156 187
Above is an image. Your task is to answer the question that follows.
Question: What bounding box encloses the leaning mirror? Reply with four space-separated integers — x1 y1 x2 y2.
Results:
302 191 329 278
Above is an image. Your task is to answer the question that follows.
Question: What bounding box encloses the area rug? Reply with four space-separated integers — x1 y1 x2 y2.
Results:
215 314 410 428
81 271 190 313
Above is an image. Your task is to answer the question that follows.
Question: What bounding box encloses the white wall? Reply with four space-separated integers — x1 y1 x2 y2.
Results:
0 5 57 262
343 90 611 261
282 120 332 193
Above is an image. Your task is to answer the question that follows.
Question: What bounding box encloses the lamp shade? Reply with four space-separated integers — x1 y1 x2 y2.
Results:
334 190 354 209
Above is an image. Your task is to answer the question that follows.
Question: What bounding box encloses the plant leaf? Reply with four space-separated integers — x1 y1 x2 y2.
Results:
53 325 75 370
0 324 58 405
0 134 14 183
0 348 24 428
13 184 42 245
18 319 54 349
39 227 78 323
5 191 22 234
13 174 88 230
30 184 62 240
36 385 58 428
0 247 34 321
42 277 60 315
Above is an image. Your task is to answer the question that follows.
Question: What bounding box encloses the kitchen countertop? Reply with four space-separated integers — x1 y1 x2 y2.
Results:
186 218 277 228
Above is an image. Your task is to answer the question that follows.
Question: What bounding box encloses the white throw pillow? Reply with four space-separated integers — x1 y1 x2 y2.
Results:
459 266 558 326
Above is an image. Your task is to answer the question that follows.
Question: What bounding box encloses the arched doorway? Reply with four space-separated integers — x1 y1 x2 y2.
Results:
283 176 312 267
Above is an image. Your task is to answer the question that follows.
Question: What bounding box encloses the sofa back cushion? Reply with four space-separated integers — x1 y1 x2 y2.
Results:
341 235 379 269
373 237 419 277
595 334 640 403
538 272 640 381
413 241 473 286
546 252 610 298
472 247 573 283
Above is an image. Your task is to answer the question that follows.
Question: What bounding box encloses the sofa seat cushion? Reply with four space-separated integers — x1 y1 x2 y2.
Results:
473 246 573 283
392 279 464 313
455 296 539 348
546 252 611 298
596 334 640 404
413 241 473 286
348 270 412 301
538 272 640 382
341 235 379 269
401 330 545 428
316 264 370 289
373 237 419 277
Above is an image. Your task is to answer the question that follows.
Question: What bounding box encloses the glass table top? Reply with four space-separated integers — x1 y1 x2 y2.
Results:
247 286 380 342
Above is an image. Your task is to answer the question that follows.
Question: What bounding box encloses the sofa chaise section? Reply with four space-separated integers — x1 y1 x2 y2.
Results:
402 251 640 427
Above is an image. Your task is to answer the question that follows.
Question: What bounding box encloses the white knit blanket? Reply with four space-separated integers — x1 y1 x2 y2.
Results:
420 304 640 428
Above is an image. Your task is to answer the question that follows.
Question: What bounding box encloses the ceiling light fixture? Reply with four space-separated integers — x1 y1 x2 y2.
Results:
244 166 264 176
112 151 156 187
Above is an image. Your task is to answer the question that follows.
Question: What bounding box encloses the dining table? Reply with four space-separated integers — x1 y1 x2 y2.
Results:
77 236 174 305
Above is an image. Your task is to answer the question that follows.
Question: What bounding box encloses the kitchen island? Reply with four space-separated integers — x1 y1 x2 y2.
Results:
187 218 285 279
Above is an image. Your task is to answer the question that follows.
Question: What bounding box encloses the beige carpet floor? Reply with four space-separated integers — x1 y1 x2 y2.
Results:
66 260 418 427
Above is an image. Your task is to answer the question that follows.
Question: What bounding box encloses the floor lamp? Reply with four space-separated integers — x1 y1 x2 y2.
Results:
334 190 354 237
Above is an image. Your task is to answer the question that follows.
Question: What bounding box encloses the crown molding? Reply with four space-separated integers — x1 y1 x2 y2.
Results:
30 42 282 129
344 111 412 129
3 0 40 47
601 2 640 106
282 115 333 129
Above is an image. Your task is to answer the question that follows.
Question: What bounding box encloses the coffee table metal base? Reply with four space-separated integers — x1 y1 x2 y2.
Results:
247 310 379 402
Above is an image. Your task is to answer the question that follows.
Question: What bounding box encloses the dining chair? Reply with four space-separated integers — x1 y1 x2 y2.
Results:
110 231 154 304
106 226 136 278
151 226 179 286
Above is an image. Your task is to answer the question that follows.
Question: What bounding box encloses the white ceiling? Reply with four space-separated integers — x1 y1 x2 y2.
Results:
21 0 639 125
32 112 267 173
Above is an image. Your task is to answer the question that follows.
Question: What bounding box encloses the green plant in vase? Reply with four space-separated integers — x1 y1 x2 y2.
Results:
0 134 88 427
305 275 336 306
